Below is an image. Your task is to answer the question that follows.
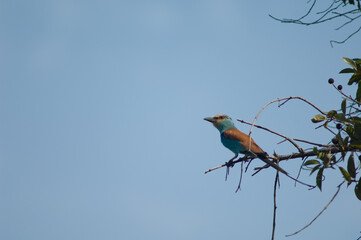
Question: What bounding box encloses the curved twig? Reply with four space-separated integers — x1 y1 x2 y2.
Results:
235 161 244 193
237 119 304 154
269 0 361 45
248 96 326 152
285 181 345 237
331 83 360 105
335 13 361 30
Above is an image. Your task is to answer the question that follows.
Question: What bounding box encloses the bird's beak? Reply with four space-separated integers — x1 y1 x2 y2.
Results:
204 117 215 123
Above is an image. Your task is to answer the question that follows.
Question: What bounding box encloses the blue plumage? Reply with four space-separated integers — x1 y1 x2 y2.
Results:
221 132 247 154
204 114 287 174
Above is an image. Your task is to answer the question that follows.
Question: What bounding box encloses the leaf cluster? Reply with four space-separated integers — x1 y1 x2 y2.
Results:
309 57 361 200
342 0 361 8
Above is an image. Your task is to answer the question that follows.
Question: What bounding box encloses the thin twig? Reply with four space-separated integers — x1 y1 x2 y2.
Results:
248 96 326 153
237 119 304 154
294 138 330 147
330 26 361 47
335 13 361 30
269 0 361 44
317 0 339 14
297 0 317 21
235 161 244 193
324 126 337 135
252 159 316 189
270 3 360 26
269 3 346 25
272 171 279 240
204 164 225 174
286 181 345 237
296 157 307 187
331 83 359 105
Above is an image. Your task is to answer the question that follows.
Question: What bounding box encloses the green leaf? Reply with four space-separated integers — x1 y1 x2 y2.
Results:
335 113 346 122
347 154 356 178
310 164 321 175
342 57 357 70
312 114 326 123
339 68 355 74
354 58 361 68
355 177 361 201
339 167 352 185
350 123 361 146
341 98 347 114
312 147 319 154
316 167 324 191
350 139 361 146
350 122 361 146
346 125 354 137
318 152 326 160
348 73 361 85
334 113 345 121
351 145 361 149
304 160 320 166
326 110 337 118
355 122 361 135
335 133 344 146
350 117 361 125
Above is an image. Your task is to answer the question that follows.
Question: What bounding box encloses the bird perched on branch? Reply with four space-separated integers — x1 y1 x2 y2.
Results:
204 114 287 174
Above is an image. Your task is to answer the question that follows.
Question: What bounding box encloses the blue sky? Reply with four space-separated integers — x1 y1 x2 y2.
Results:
1 1 360 239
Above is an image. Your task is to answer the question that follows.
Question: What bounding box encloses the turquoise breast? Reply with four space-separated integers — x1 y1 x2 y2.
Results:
220 133 246 154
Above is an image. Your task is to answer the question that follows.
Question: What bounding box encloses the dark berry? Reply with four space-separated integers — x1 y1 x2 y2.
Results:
338 85 343 90
336 123 342 129
359 155 361 161
332 138 338 144
328 78 334 84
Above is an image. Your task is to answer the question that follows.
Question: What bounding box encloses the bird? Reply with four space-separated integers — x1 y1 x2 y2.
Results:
204 114 287 174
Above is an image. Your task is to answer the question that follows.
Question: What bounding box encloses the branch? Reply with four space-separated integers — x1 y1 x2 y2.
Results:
248 96 326 151
297 0 317 21
269 3 345 26
237 119 304 154
293 138 330 147
317 0 340 14
334 13 361 30
285 181 345 237
277 145 360 162
204 145 360 174
269 0 361 44
330 26 361 46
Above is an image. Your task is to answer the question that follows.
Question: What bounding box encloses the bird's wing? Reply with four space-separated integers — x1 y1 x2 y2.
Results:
224 128 288 174
222 128 265 154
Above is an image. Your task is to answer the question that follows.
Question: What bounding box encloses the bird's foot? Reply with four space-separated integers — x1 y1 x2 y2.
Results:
225 160 234 181
225 160 235 168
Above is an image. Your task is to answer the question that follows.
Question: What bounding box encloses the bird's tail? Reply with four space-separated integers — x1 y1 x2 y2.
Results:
257 153 288 175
